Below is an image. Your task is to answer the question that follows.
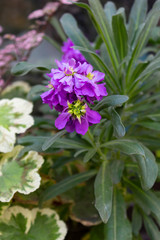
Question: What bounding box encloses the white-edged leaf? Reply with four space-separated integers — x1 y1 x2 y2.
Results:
0 145 44 202
0 206 67 240
0 98 34 153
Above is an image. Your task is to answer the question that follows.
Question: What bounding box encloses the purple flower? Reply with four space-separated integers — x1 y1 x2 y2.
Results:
40 82 77 111
55 99 101 135
47 58 107 103
62 39 86 63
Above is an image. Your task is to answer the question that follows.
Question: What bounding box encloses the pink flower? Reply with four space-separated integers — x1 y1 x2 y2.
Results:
28 2 60 20
60 0 78 4
28 10 44 20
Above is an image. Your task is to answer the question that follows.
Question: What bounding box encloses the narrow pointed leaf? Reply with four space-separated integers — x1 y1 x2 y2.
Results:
94 161 113 223
128 0 148 43
143 214 160 240
83 149 96 163
42 130 67 151
125 179 160 221
94 95 129 111
132 207 142 236
104 1 117 25
88 0 119 71
112 12 128 60
40 170 97 202
104 188 132 240
108 107 125 138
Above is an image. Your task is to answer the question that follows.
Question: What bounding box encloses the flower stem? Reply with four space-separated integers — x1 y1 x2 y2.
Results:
87 128 107 162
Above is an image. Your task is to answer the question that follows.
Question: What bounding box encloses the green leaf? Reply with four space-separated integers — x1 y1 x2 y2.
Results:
126 0 160 84
136 121 160 131
132 207 142 236
67 180 101 226
102 140 158 190
94 161 113 223
0 206 67 240
108 107 125 138
11 62 50 76
104 1 117 25
136 56 160 83
143 214 160 240
128 0 148 44
125 179 160 222
88 0 119 72
104 188 132 240
94 95 129 111
112 12 128 61
135 144 158 190
40 170 97 202
89 224 104 240
109 159 124 184
101 139 145 155
50 17 66 41
83 149 96 163
27 85 48 101
60 14 103 72
42 130 67 151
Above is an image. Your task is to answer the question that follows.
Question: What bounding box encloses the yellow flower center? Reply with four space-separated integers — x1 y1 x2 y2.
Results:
87 72 94 80
68 100 86 123
48 84 54 89
65 67 75 76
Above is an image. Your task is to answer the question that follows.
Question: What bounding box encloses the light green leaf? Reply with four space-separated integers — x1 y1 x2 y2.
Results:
112 12 128 60
94 161 113 223
128 0 147 43
94 95 129 111
88 0 119 72
0 146 44 202
11 61 50 76
104 188 132 240
108 107 125 138
0 206 67 240
104 1 117 25
126 0 160 83
40 170 97 202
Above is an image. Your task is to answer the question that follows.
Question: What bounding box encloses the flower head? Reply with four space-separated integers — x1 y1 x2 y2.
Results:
45 58 107 105
55 99 101 135
62 39 86 63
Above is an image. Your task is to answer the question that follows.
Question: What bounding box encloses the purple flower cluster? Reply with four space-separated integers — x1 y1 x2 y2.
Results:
41 39 107 135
